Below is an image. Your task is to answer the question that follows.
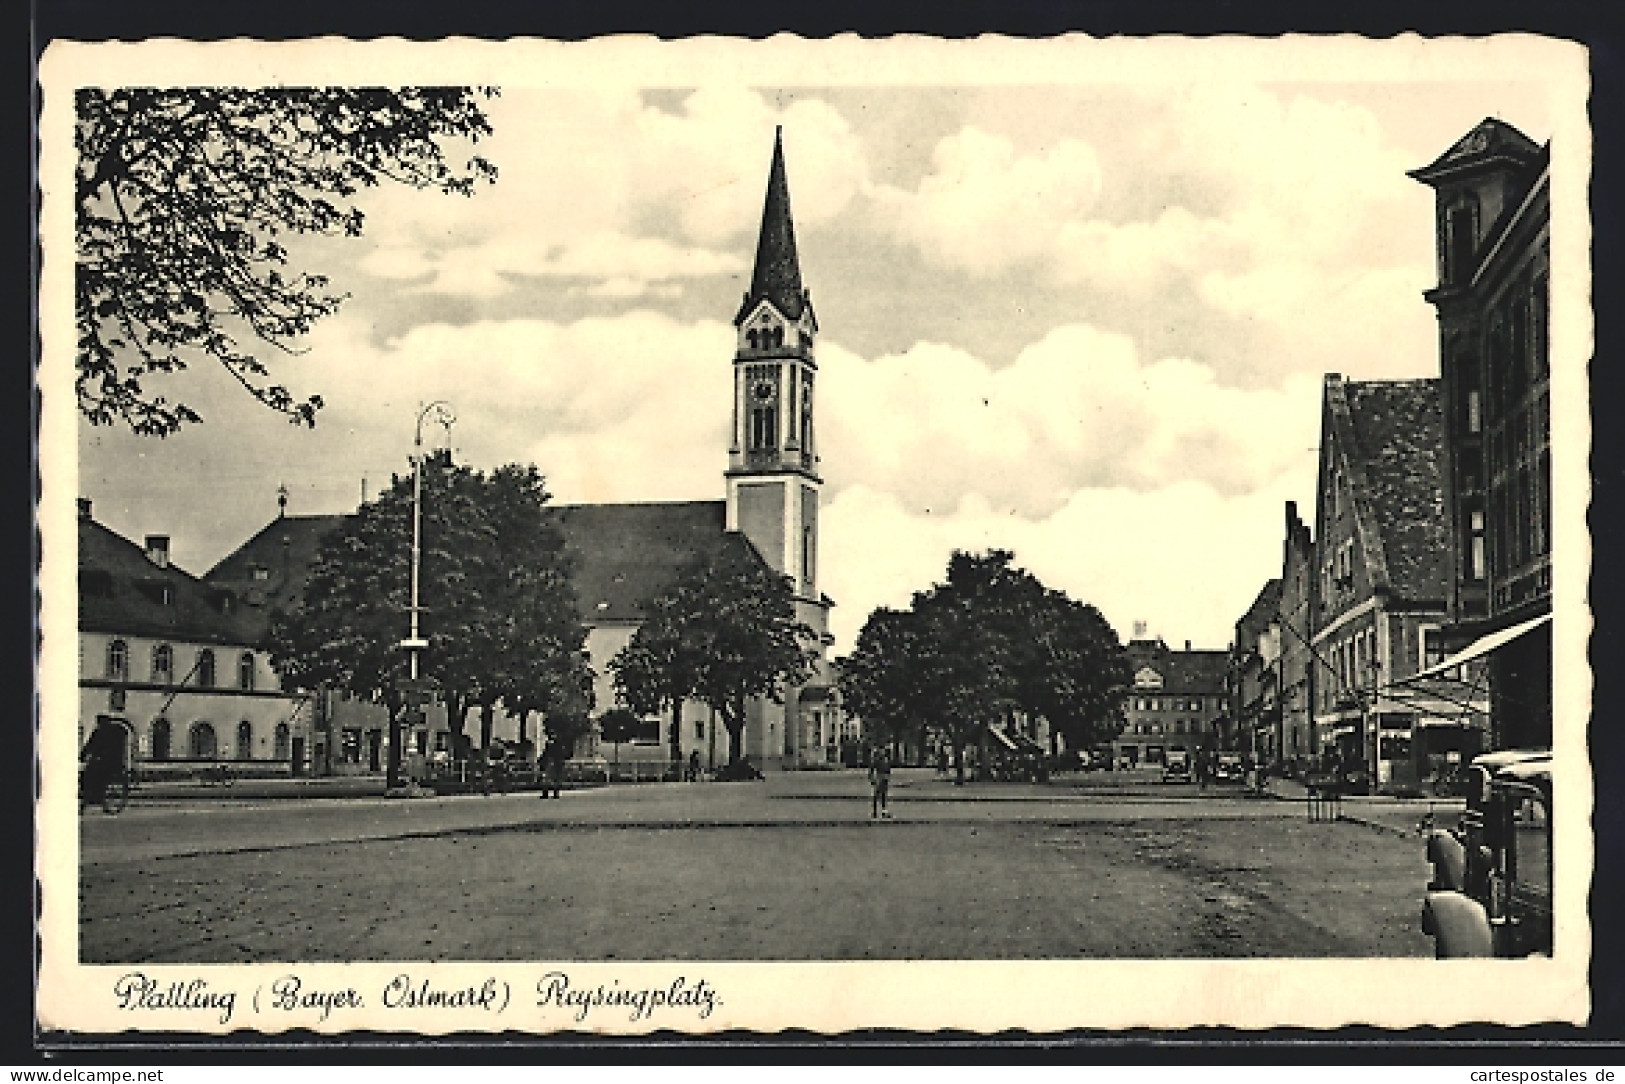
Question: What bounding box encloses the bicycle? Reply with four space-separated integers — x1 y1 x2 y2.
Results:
80 764 130 815
200 762 235 786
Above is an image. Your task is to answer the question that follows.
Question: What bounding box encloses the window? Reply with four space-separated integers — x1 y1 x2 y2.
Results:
106 639 128 682
1422 627 1448 671
150 718 171 761
1467 390 1482 434
237 720 253 759
695 719 705 740
108 687 125 712
238 652 256 691
188 721 217 760
341 728 363 764
1448 201 1478 284
151 644 173 685
274 723 291 761
196 649 216 688
1469 510 1487 581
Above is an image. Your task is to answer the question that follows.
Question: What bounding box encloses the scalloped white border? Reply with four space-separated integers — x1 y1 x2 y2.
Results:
36 32 1593 1035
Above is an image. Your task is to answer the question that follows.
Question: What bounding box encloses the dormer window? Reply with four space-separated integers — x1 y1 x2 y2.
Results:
250 565 270 583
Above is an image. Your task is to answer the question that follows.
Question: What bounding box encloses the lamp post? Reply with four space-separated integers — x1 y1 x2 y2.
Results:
392 400 454 789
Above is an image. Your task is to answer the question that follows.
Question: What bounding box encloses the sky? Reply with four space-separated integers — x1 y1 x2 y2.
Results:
73 52 1564 655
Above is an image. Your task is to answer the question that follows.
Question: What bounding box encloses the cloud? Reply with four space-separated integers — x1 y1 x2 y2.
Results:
821 477 1299 655
819 324 1322 519
349 86 867 299
869 126 1104 274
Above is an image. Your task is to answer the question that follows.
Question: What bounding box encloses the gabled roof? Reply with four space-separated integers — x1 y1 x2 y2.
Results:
543 500 741 623
80 516 263 646
205 513 351 637
1124 639 1228 695
1328 377 1451 604
733 127 814 328
1408 117 1544 186
1235 578 1282 644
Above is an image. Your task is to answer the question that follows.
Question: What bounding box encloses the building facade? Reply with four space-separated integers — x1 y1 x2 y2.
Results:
1410 117 1552 751
1228 579 1282 767
77 499 314 777
1277 500 1317 770
1309 375 1487 792
1111 632 1228 768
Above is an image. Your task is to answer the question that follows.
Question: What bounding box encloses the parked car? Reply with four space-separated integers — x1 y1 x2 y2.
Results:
1420 749 1552 958
1162 749 1192 783
1213 752 1246 784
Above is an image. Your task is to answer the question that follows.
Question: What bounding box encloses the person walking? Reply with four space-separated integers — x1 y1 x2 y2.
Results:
687 749 702 783
869 745 893 820
539 738 565 799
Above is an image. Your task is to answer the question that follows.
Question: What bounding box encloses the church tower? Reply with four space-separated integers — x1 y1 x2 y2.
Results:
727 128 823 607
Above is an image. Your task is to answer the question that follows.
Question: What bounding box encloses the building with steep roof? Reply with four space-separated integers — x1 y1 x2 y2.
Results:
1228 578 1282 765
1111 631 1228 769
198 129 840 775
1276 500 1317 769
77 498 314 775
1310 374 1488 792
1410 117 1552 751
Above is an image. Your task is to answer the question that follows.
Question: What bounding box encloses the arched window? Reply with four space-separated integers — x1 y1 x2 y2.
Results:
770 326 784 348
106 640 128 681
273 723 291 761
237 720 253 759
150 718 171 761
238 652 256 691
747 329 760 350
196 649 216 688
151 644 173 685
188 722 217 760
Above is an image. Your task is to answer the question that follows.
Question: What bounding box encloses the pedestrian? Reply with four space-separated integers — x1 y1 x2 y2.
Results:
687 749 702 783
539 739 565 799
79 715 124 809
869 746 892 819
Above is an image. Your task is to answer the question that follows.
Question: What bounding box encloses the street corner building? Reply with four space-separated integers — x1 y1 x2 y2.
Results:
1408 117 1553 755
75 497 316 778
76 129 844 780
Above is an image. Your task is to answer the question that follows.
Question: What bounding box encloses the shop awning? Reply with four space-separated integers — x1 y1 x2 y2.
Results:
1395 612 1552 685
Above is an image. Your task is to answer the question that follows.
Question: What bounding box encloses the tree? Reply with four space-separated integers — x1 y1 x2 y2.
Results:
838 549 1128 784
76 87 497 435
597 708 641 772
269 453 587 786
609 593 705 767
611 538 816 769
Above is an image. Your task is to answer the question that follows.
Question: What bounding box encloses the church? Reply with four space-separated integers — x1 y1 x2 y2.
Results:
194 129 843 775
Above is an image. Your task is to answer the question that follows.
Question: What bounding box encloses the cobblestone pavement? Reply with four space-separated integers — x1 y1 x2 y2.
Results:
77 768 1434 962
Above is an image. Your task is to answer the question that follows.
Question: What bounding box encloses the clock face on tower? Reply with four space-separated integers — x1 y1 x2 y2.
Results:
752 380 776 402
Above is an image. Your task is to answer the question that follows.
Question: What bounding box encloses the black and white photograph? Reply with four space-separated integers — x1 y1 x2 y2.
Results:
37 33 1592 1034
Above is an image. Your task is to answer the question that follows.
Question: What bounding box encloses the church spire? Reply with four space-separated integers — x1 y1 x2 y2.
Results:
735 127 811 326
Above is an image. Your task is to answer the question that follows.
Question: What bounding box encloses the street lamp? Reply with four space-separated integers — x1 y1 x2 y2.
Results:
392 400 454 789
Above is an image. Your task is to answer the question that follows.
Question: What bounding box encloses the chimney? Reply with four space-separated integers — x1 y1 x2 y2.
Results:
77 498 92 521
145 535 170 569
1132 620 1148 639
1185 639 1192 652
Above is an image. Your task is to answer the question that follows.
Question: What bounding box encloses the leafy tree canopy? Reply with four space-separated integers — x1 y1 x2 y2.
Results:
76 87 497 435
610 538 817 767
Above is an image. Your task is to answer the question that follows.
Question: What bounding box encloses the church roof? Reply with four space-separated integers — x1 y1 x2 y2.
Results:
1325 376 1451 604
79 514 262 646
544 500 743 623
1408 117 1545 185
734 127 813 327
